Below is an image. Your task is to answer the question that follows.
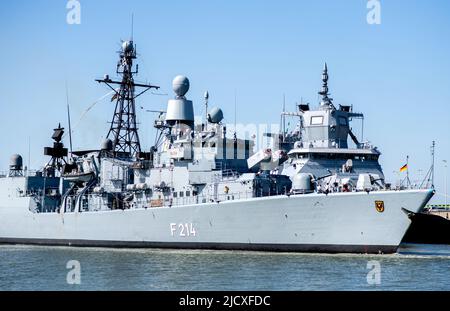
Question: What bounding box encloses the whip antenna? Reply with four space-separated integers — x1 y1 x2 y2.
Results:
65 81 73 156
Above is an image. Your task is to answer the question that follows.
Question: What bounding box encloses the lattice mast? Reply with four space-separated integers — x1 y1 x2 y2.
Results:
96 40 159 159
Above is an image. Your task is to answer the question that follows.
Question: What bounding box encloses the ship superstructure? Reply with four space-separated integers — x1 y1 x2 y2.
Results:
253 64 385 194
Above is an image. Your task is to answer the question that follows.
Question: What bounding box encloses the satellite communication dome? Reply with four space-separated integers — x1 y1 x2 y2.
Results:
10 154 23 169
208 107 224 124
172 75 190 97
101 139 113 151
122 41 133 53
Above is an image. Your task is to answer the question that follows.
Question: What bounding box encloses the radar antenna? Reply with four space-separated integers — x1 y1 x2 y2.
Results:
318 63 334 108
204 91 209 129
44 124 69 176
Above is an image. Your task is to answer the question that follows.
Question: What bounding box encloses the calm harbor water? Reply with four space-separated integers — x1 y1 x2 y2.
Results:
0 243 449 291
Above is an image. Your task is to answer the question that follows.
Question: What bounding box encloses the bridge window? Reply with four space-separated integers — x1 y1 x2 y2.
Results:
310 116 324 125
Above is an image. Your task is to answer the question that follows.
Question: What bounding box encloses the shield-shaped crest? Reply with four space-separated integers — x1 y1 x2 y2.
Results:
375 201 385 213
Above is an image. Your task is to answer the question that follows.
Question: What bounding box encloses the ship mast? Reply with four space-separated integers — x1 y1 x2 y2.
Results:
96 40 159 159
318 63 334 109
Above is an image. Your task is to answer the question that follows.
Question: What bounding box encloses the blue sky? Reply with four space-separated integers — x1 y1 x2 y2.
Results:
0 0 449 202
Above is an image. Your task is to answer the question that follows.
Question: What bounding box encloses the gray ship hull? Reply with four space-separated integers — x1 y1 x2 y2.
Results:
0 189 433 254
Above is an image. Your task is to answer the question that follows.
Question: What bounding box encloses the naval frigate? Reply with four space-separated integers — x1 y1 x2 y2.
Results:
0 40 434 254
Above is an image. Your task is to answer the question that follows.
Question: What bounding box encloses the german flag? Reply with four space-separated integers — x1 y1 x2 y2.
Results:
400 164 408 172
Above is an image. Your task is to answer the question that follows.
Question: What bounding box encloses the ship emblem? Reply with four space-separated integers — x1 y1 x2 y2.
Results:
375 201 385 213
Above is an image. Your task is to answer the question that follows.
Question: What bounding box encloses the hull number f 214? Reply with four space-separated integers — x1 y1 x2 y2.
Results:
170 223 197 237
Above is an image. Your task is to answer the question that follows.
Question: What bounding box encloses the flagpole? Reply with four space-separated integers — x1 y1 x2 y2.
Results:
406 155 410 188
444 160 448 209
432 141 435 188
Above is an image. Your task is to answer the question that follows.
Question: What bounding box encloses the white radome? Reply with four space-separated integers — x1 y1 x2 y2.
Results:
172 75 190 97
122 41 133 53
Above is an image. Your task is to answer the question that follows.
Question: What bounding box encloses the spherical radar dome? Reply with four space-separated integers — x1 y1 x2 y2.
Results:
101 139 113 151
208 107 224 124
172 75 190 97
122 41 134 53
10 154 23 168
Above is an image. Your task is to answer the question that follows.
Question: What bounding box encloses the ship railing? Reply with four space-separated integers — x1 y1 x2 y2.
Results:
215 191 254 202
210 171 240 183
214 161 240 179
392 179 433 191
167 190 256 207
170 196 200 207
0 169 41 178
221 169 239 179
166 187 305 208
25 170 40 177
